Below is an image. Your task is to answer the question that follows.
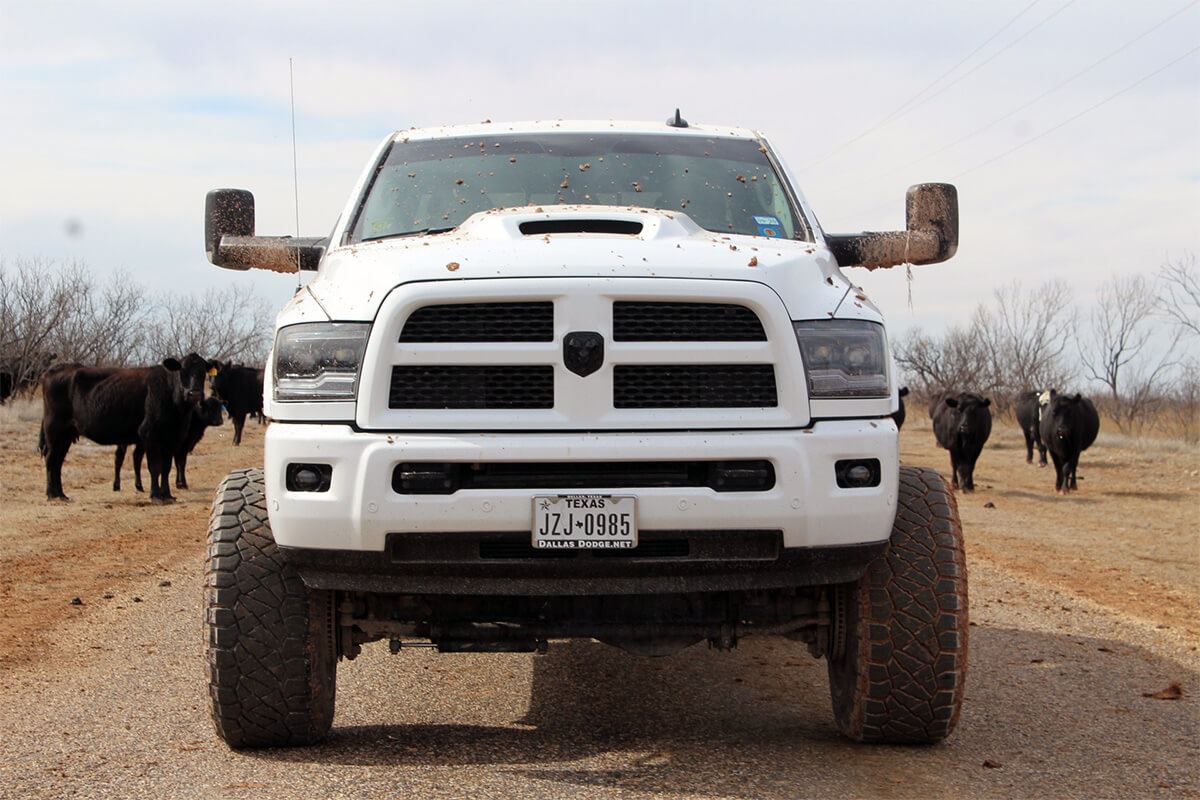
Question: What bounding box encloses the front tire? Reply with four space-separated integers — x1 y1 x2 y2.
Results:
826 465 968 744
205 467 337 748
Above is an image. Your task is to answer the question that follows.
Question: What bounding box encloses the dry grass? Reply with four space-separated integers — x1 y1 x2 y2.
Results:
0 395 41 425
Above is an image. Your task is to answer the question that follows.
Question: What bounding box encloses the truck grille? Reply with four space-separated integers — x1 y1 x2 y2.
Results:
362 279 806 430
613 302 766 341
613 365 777 408
399 302 554 342
389 366 554 409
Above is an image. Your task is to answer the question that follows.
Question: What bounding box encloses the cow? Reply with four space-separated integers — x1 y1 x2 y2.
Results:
1016 389 1053 466
930 391 992 492
892 386 910 431
1039 391 1101 494
114 396 225 492
39 353 209 503
0 371 12 405
208 361 264 445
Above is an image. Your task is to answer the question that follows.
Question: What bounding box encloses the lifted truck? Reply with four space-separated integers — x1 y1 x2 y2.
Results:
202 115 966 748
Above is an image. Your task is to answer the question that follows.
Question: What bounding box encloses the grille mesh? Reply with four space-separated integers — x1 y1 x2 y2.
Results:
614 364 777 408
390 366 553 409
400 302 554 342
613 302 766 341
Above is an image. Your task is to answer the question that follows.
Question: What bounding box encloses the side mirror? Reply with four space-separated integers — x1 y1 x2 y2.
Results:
825 183 958 270
204 189 326 272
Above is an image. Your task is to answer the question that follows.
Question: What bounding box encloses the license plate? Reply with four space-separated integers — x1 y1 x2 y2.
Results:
532 495 637 549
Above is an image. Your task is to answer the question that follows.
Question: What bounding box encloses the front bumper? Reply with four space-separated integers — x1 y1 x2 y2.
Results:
264 419 897 562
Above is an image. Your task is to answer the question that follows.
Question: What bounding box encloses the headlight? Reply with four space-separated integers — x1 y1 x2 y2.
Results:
273 322 369 401
792 319 889 398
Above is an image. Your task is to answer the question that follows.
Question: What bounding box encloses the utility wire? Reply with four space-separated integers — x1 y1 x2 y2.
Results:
884 0 1199 176
954 44 1200 178
801 0 1056 169
802 0 1045 170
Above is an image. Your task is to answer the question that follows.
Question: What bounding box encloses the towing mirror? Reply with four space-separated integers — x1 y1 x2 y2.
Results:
825 183 958 270
205 189 326 273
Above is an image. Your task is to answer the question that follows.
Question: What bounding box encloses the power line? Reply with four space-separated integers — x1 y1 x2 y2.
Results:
801 0 1044 170
889 0 1077 129
888 1 1200 175
954 44 1200 178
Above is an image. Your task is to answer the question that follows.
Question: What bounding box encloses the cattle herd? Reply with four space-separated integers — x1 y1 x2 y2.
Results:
928 387 1101 495
30 356 264 504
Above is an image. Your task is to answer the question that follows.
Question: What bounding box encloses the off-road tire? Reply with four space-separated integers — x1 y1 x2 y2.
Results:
205 467 337 748
827 465 968 744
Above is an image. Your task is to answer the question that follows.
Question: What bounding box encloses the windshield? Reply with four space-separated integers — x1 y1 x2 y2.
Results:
348 132 809 243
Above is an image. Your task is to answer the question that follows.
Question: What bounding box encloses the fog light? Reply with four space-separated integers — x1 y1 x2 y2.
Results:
286 463 332 492
835 458 881 488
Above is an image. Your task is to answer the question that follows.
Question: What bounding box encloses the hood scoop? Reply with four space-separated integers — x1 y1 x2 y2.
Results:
519 219 643 236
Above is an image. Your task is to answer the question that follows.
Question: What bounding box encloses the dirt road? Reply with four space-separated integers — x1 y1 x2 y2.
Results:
1 401 1196 799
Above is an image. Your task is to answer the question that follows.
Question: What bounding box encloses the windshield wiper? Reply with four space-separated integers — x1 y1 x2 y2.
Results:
361 226 455 242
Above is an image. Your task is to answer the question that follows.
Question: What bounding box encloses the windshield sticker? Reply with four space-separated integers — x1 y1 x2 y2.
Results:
753 215 782 238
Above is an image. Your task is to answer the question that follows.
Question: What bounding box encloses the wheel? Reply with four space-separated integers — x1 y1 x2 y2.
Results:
205 467 337 747
826 465 969 744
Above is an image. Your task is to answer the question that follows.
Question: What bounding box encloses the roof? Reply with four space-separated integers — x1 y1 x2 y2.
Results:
389 119 763 143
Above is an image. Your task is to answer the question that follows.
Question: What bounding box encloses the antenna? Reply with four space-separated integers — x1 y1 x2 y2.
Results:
289 58 301 287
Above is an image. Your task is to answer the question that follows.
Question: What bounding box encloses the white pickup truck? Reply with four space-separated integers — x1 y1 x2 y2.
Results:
202 115 967 748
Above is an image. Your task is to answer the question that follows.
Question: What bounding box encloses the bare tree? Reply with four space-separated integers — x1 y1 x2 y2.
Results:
141 284 272 365
1077 274 1177 401
45 269 150 366
1156 253 1199 340
894 326 990 397
0 257 82 391
976 281 1076 399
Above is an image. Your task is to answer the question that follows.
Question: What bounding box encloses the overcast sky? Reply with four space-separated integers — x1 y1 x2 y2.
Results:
2 0 1197 339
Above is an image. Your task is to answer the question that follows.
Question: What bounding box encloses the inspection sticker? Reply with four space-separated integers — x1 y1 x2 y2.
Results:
753 215 782 237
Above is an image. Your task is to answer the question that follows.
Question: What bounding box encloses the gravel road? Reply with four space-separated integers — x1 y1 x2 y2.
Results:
0 551 1195 800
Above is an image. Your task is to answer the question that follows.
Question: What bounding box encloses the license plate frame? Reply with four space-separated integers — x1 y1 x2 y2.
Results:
532 494 638 550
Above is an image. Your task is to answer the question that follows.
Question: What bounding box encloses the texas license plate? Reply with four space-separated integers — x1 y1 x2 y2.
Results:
532 495 637 549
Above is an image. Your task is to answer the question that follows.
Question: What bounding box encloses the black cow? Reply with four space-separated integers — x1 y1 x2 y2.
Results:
1015 389 1054 466
892 386 910 431
0 371 12 405
1039 391 1100 494
930 391 992 492
39 354 209 503
208 361 264 445
114 396 225 492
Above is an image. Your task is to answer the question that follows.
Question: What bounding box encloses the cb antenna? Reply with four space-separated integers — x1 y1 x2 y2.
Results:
289 57 301 288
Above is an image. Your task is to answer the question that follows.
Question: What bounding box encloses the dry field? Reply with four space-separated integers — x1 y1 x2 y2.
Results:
2 397 1196 663
0 395 1197 798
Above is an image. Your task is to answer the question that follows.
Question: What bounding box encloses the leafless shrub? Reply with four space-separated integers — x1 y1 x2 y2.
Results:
1163 362 1199 444
1 257 273 387
0 257 84 391
140 285 272 366
1156 253 1199 341
894 326 989 395
895 281 1076 414
971 281 1077 412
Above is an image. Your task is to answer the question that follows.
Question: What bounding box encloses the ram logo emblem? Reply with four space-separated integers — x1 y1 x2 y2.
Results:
563 331 604 377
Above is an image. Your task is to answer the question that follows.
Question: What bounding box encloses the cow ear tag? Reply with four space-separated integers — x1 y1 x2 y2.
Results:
207 368 218 376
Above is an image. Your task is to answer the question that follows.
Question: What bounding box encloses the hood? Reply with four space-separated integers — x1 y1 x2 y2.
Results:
281 206 881 325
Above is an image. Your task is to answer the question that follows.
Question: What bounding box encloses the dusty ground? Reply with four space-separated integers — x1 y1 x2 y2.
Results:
0 397 1197 798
